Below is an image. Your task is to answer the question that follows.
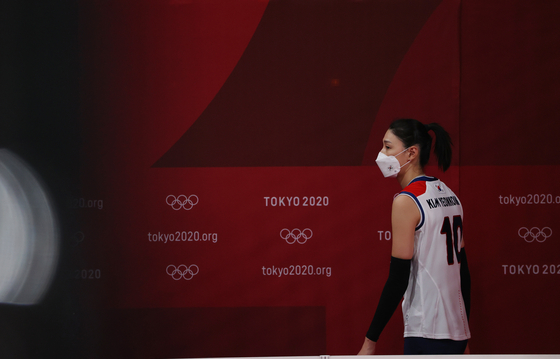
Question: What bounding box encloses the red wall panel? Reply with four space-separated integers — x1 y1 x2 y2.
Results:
74 0 560 356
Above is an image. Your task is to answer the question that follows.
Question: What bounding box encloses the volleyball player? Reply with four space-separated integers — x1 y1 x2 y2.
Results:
358 119 471 355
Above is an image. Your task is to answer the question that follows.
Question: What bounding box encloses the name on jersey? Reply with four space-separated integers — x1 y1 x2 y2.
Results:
426 196 460 209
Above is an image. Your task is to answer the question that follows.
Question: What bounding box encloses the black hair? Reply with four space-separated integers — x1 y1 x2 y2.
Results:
388 118 453 172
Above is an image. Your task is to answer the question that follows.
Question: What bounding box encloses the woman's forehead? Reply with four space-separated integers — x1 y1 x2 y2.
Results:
383 130 400 143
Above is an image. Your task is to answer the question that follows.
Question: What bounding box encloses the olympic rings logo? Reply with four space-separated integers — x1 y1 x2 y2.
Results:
166 264 199 280
166 195 199 210
518 227 552 243
280 228 313 244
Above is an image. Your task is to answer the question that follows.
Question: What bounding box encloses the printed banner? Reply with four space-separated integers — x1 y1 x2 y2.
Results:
71 0 560 357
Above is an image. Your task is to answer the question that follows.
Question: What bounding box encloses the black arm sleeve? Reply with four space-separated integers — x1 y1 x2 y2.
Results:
365 256 411 342
460 248 471 320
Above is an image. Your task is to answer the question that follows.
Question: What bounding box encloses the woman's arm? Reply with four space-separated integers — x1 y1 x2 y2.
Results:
390 195 419 260
358 196 420 354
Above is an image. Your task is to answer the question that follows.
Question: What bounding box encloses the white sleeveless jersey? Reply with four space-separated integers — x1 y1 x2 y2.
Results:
398 176 471 341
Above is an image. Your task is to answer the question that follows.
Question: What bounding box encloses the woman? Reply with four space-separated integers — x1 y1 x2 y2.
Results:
358 119 471 355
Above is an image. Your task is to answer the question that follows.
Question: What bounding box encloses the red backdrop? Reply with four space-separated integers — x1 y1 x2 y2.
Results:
74 0 560 356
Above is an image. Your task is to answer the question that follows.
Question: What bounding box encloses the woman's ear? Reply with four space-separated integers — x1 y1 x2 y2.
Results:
407 145 420 161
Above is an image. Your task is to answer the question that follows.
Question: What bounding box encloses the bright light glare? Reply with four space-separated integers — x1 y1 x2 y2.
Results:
0 149 59 305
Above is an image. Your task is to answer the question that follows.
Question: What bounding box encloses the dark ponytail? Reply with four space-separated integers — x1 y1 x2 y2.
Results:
424 122 453 172
388 119 453 172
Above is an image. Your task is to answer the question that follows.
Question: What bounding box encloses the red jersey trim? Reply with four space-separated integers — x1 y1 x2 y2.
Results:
403 180 427 197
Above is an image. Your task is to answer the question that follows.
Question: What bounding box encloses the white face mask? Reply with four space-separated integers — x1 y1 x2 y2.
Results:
375 148 410 178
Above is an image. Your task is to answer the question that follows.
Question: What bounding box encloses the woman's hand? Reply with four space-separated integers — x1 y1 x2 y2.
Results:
357 337 376 355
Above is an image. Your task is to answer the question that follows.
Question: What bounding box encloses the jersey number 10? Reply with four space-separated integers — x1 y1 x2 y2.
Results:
440 215 463 265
